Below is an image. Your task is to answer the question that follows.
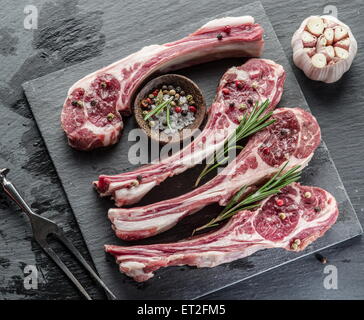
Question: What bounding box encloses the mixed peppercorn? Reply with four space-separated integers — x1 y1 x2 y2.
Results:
141 83 198 134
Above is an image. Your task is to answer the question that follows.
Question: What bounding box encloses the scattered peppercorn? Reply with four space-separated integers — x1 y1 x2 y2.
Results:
247 98 253 105
229 102 235 108
100 82 107 88
90 100 97 106
314 206 321 212
239 103 247 110
304 191 312 198
181 110 188 116
252 81 258 89
107 113 115 121
315 253 328 264
180 90 186 96
130 180 139 187
136 175 143 182
163 90 169 94
169 89 176 96
217 33 223 40
236 81 244 89
276 198 284 206
175 86 181 93
71 100 82 107
167 85 174 90
278 212 286 220
175 106 182 113
222 88 230 95
148 94 155 99
294 239 301 245
162 85 168 90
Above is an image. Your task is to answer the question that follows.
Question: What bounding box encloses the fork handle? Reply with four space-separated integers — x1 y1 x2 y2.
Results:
0 168 34 217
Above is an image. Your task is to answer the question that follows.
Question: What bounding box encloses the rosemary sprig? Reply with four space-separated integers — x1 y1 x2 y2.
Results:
195 99 274 186
166 104 172 131
143 97 173 121
193 162 302 234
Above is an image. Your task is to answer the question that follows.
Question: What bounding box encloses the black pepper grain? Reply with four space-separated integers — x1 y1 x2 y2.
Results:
315 253 328 264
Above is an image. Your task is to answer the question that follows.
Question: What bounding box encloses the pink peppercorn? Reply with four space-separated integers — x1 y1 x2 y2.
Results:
189 106 197 113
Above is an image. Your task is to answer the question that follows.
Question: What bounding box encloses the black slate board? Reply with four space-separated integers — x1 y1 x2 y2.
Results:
22 2 362 299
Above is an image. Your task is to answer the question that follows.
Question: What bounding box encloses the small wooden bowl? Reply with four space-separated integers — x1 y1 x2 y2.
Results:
134 74 206 144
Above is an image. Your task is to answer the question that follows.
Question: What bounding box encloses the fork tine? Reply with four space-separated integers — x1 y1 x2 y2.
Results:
41 244 92 300
55 231 117 300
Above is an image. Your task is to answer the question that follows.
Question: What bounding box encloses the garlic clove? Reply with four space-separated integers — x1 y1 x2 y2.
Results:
323 46 335 61
316 35 327 52
334 37 350 50
334 26 348 42
311 53 327 68
324 28 334 45
323 18 338 28
334 46 349 59
303 47 316 57
306 17 324 36
302 31 317 47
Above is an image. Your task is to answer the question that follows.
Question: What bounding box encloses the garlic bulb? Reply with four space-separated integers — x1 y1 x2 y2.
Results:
291 15 357 83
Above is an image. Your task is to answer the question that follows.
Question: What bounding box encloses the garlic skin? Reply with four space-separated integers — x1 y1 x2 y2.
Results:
291 15 357 83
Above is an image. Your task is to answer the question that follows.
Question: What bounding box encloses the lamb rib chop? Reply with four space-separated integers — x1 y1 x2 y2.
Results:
61 16 265 151
105 183 338 282
95 58 286 206
108 107 321 241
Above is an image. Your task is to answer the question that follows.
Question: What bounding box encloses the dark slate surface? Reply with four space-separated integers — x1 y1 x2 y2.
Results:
22 1 362 300
0 0 363 300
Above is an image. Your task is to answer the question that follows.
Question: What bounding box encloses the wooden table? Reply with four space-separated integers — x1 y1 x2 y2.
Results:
0 0 363 299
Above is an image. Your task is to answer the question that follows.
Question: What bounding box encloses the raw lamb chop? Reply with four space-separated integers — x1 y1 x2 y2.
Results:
95 58 286 206
61 16 265 150
105 183 338 282
108 107 321 240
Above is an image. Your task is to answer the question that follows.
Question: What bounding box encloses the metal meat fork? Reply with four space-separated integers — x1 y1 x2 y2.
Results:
0 168 116 300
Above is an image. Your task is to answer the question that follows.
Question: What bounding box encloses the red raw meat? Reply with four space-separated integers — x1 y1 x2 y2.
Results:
108 107 321 240
105 183 338 282
96 58 285 206
61 16 264 150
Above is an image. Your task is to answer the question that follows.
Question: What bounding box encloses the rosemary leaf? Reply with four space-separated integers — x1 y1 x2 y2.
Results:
166 105 172 131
